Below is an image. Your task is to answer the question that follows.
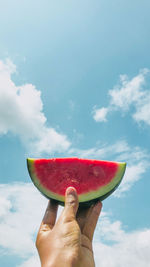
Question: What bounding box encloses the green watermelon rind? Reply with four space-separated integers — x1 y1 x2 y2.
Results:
27 158 126 205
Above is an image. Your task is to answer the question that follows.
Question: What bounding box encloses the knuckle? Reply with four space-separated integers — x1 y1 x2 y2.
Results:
63 214 74 223
82 235 93 251
93 209 100 217
67 198 77 206
35 231 44 248
35 236 41 248
41 224 50 231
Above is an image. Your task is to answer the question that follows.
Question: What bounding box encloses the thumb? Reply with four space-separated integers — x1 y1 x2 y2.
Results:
63 187 79 221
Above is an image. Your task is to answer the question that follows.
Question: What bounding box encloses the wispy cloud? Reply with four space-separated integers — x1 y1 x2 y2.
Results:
0 59 70 155
93 69 150 126
69 140 150 197
0 182 150 267
93 107 109 122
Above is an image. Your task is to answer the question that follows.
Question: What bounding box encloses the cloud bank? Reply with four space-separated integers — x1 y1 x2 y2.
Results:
0 59 70 155
93 69 150 126
94 211 150 267
0 183 150 267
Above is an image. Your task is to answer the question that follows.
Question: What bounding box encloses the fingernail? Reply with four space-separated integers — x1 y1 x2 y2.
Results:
66 187 76 196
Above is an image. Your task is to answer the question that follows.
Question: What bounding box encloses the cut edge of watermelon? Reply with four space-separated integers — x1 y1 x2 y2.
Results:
27 158 126 203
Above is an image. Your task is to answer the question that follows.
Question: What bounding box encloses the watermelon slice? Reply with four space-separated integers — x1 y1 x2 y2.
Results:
27 158 126 206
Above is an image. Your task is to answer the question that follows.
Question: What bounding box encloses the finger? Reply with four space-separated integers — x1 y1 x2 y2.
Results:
63 187 79 222
40 200 58 231
83 201 102 241
76 206 93 230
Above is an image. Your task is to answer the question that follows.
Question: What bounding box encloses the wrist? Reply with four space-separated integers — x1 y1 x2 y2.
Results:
42 262 74 267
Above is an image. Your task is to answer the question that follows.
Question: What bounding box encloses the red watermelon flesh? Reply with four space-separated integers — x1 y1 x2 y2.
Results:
27 158 126 206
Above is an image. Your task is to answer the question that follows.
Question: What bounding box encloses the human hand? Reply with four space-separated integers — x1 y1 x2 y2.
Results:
36 187 102 267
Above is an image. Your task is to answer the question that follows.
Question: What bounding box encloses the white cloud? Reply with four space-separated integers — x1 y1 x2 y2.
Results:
17 255 40 267
94 230 150 267
0 182 63 265
0 59 70 154
114 161 147 197
69 140 150 197
0 182 150 267
93 69 150 126
133 94 150 124
0 183 46 257
94 212 150 267
93 107 109 122
109 70 148 110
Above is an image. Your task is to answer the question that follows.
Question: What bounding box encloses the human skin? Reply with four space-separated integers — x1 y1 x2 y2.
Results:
36 187 102 267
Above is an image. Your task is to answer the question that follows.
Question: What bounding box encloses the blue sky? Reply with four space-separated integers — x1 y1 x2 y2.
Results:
0 0 150 266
